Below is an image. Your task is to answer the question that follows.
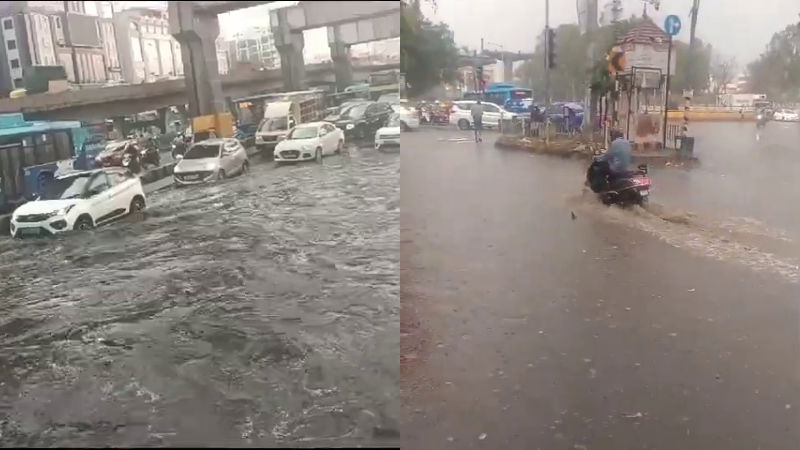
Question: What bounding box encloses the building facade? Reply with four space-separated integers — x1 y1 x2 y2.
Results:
114 7 181 84
0 1 120 93
228 26 279 70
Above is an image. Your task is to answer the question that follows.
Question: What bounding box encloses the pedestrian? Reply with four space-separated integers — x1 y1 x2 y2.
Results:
470 100 484 142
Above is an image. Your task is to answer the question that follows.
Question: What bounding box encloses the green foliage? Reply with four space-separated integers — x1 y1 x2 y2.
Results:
747 22 800 101
400 0 459 97
515 18 712 100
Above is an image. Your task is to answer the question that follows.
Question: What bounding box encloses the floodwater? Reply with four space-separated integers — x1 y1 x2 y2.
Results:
401 126 800 449
0 148 399 447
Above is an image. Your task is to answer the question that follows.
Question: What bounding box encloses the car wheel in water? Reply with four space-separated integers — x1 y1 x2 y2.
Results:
74 216 93 231
315 148 323 163
217 169 226 180
458 119 471 130
241 160 249 175
401 121 410 132
336 140 343 154
129 196 145 213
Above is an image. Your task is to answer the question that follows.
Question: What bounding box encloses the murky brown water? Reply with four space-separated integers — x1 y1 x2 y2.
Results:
0 149 399 447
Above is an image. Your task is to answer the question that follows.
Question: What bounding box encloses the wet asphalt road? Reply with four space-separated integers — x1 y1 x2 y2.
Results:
401 125 799 449
0 145 399 447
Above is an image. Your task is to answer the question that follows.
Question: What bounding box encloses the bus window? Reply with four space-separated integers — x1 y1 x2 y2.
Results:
510 89 532 100
35 133 55 165
53 130 72 160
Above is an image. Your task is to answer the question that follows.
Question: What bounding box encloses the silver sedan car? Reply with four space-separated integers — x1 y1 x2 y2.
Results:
173 138 249 185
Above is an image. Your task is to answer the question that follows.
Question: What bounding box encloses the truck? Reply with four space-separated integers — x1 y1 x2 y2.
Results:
254 90 326 155
718 93 768 108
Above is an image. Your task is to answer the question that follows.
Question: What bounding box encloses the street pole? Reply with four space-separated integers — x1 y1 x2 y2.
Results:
662 35 673 150
544 0 550 108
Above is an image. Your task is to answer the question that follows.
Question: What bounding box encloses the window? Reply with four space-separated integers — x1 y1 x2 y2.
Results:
10 59 19 69
483 104 500 113
6 39 15 50
108 171 129 186
3 19 12 30
86 173 110 196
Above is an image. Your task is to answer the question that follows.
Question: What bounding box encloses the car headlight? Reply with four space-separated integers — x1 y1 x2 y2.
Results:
57 205 75 216
346 123 355 130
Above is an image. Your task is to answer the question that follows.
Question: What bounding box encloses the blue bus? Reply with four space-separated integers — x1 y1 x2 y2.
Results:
0 113 106 212
463 83 534 114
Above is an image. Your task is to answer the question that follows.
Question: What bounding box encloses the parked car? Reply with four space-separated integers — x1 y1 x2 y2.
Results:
449 100 518 130
393 104 419 131
173 138 249 186
274 122 344 163
10 167 146 238
378 92 400 104
95 139 159 173
330 101 394 140
774 108 799 122
375 114 401 150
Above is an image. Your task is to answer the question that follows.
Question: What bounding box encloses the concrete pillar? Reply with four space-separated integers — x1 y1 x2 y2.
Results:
111 116 126 140
273 8 306 91
329 26 353 91
503 56 514 83
168 2 225 118
156 107 168 133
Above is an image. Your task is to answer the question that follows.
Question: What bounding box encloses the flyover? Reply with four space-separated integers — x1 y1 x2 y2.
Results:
169 1 400 118
0 62 397 122
458 51 535 82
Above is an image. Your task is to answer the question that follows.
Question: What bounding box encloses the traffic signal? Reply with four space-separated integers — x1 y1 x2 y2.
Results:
476 65 483 84
547 28 556 69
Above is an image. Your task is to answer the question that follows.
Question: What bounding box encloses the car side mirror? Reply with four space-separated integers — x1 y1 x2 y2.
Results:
175 154 183 161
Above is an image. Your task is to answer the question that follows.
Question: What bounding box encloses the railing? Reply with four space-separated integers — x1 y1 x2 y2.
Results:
665 123 681 150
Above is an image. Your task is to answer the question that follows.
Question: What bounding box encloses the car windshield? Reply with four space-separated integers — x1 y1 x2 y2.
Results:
260 116 288 132
185 144 220 159
104 141 127 153
288 126 319 140
40 174 92 200
343 104 369 119
379 93 400 104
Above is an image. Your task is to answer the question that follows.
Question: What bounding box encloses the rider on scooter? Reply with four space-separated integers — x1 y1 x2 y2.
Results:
596 129 632 181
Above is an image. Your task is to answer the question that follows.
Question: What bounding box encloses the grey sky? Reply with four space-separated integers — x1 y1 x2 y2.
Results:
422 0 800 66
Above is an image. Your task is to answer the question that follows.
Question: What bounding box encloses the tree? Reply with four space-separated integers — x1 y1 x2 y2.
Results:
514 18 712 101
747 21 800 101
710 55 736 95
400 0 459 97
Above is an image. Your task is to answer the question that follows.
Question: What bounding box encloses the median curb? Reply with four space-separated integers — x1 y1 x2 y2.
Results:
495 135 700 167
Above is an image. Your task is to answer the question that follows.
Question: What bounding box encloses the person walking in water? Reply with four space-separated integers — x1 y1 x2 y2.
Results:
470 100 484 142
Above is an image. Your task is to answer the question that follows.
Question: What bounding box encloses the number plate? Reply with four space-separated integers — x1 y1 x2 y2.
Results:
639 189 649 196
184 174 200 180
19 228 40 236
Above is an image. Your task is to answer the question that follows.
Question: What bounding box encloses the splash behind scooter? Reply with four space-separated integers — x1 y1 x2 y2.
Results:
585 147 651 207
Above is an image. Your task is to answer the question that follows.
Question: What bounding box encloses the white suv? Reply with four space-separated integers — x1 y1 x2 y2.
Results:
10 168 146 238
449 100 518 130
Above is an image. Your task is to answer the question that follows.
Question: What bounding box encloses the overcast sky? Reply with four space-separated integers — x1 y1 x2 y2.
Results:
422 0 800 68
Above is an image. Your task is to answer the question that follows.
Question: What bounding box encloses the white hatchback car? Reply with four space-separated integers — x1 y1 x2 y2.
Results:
274 122 344 163
173 138 249 185
375 114 401 150
393 104 419 131
10 167 146 238
774 109 799 122
449 100 518 130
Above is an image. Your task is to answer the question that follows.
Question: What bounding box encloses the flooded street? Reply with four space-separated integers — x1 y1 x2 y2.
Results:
401 126 800 449
0 147 399 447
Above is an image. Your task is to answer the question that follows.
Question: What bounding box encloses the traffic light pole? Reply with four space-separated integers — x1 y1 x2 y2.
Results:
544 0 550 108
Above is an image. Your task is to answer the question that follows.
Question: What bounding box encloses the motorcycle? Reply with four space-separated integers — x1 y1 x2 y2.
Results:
586 153 651 207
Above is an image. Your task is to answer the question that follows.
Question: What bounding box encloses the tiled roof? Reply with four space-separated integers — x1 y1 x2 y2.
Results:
617 18 669 45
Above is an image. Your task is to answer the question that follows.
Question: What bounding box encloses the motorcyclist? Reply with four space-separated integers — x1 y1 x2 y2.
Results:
597 129 632 181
